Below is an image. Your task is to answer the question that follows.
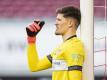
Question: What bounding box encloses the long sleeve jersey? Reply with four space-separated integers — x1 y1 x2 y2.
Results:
27 36 85 80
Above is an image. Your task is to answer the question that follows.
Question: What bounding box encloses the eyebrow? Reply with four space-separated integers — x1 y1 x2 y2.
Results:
56 18 61 21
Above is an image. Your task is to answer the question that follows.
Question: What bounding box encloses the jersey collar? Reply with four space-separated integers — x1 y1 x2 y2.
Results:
66 35 77 41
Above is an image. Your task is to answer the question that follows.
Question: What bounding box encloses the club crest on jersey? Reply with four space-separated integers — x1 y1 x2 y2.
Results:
55 49 62 55
71 53 84 63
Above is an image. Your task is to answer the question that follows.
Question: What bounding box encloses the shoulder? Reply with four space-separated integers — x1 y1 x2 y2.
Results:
63 37 85 55
63 37 84 49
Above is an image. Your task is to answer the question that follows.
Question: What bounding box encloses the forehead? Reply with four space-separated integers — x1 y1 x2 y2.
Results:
56 13 64 19
56 13 71 21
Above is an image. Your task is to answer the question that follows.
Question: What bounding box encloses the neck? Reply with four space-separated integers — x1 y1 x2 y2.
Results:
62 31 76 41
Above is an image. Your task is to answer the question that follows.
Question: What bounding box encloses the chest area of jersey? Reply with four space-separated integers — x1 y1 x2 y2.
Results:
52 48 68 70
52 47 64 60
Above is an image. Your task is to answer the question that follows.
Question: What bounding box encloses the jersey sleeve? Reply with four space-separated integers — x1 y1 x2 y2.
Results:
27 44 52 72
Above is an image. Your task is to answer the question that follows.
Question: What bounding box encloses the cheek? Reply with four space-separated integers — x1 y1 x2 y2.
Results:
58 21 68 31
59 22 66 28
59 25 68 33
61 23 68 30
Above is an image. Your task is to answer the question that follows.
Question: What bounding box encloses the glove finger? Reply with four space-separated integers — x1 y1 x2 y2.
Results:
30 24 37 32
38 21 45 28
27 25 34 32
34 20 40 24
33 22 40 30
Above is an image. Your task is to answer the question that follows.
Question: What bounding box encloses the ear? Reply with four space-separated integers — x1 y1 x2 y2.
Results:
68 19 73 28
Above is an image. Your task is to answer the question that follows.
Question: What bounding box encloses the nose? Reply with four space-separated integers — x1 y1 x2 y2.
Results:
55 23 59 27
55 23 57 26
55 20 58 26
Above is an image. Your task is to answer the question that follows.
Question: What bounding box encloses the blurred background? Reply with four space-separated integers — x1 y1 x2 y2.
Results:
0 0 106 80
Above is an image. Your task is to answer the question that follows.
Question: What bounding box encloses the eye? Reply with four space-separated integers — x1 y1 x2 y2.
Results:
56 18 61 21
58 19 61 21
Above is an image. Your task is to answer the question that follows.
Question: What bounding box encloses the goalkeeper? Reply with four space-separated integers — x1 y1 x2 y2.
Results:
26 6 85 80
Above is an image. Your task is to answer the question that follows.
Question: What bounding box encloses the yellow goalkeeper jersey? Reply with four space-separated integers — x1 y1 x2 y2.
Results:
27 35 85 80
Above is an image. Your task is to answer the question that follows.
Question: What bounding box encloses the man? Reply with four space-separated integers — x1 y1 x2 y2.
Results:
26 6 85 80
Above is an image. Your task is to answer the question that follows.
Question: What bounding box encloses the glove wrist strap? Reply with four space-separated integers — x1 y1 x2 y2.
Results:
27 36 36 44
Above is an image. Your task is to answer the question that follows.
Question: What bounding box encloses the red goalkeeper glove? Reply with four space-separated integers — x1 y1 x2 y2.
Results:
26 20 45 44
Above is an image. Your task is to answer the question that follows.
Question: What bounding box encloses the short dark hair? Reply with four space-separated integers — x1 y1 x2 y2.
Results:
56 6 81 26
